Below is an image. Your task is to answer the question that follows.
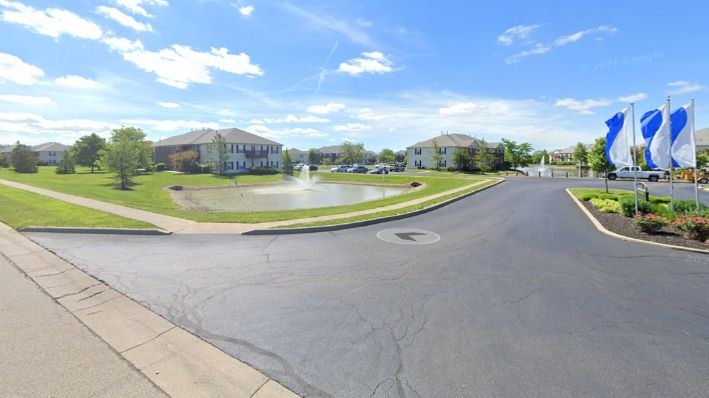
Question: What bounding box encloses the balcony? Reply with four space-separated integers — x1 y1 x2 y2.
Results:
244 150 269 158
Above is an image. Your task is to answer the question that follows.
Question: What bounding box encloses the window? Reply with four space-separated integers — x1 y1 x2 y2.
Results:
414 148 422 155
225 161 234 170
230 144 234 153
49 151 56 156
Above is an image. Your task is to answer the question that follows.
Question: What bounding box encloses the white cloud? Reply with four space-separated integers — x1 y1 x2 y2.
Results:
115 0 167 18
438 101 510 116
0 94 52 105
307 102 346 114
333 123 370 132
157 101 180 108
0 112 43 121
667 81 705 95
246 124 327 139
506 25 617 64
554 98 613 115
0 0 102 40
352 108 387 121
122 118 220 132
338 51 396 76
497 24 541 46
96 6 153 32
282 114 329 123
54 75 101 89
219 118 237 124
238 5 254 17
617 92 647 103
283 3 374 47
0 52 44 85
0 113 116 145
102 37 264 88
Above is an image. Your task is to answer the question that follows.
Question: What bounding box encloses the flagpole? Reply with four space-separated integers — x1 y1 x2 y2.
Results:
667 95 674 213
692 98 699 211
631 103 639 214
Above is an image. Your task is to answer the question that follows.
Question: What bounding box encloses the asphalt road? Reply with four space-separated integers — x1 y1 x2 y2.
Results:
26 178 708 397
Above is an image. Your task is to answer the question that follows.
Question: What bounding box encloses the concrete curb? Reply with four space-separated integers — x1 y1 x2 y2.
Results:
244 178 504 235
0 223 300 397
566 189 709 255
19 226 172 235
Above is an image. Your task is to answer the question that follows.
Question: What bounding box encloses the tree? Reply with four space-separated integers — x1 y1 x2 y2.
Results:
341 141 365 164
588 136 615 193
697 151 708 170
11 142 38 173
112 127 152 169
431 139 443 169
100 127 149 190
55 149 76 174
282 149 294 176
452 148 470 170
379 148 395 163
0 152 8 168
209 132 228 175
502 139 533 168
307 148 319 164
517 142 533 167
474 139 493 173
73 133 106 172
531 149 548 164
168 150 199 172
574 142 589 177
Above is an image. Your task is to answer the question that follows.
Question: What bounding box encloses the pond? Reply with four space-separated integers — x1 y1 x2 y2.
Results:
172 183 410 212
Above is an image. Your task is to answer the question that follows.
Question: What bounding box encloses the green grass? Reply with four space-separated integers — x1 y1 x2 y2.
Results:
0 167 490 223
280 179 500 228
0 184 155 229
569 188 672 203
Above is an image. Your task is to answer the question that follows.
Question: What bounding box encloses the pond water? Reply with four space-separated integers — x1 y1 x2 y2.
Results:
175 183 410 212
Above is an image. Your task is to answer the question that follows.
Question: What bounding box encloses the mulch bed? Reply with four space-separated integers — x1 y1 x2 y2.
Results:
582 201 708 251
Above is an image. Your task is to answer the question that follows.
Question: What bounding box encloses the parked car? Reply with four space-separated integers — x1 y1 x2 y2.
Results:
369 166 389 174
606 166 667 182
294 163 305 171
304 165 318 171
388 162 405 172
329 165 349 172
348 165 369 173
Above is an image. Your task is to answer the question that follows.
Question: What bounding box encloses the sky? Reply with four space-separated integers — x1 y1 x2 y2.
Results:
0 0 707 152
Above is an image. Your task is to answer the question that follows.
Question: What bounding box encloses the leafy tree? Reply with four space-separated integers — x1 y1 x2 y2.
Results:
307 148 319 164
0 152 8 168
431 139 443 169
697 151 708 169
452 148 470 170
573 142 589 165
11 143 38 173
588 136 615 193
341 141 365 164
502 139 533 168
112 127 152 169
531 149 548 164
100 127 149 190
367 153 378 164
209 132 228 175
474 139 493 173
73 133 106 172
379 148 395 163
168 150 199 172
517 142 533 167
282 149 294 176
55 149 76 174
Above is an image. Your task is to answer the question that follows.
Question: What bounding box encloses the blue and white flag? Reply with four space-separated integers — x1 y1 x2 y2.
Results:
605 108 633 167
671 102 696 168
640 104 672 169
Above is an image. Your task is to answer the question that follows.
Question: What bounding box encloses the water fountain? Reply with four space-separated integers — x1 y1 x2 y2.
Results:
292 165 320 190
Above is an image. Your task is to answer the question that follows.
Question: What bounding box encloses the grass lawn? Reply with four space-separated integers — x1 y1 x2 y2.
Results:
280 178 501 228
0 184 156 229
0 167 490 223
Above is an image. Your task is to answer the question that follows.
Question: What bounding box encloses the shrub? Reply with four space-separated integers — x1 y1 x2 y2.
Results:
249 167 279 175
619 196 652 217
447 166 457 172
154 163 167 171
672 215 709 241
10 144 38 173
590 198 621 213
650 196 672 204
673 199 707 214
578 193 598 201
632 213 668 235
596 193 618 201
195 164 212 174
55 154 75 174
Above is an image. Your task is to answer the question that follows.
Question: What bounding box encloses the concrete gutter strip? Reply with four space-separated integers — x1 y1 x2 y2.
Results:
566 189 709 255
245 178 504 235
18 227 172 235
0 223 300 398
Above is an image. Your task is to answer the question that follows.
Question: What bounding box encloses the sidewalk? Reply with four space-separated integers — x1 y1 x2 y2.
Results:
0 254 166 397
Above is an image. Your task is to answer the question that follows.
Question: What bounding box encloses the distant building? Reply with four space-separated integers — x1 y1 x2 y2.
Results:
548 144 592 163
152 128 283 173
697 128 709 152
406 133 504 169
287 148 310 163
395 150 406 162
1 142 67 165
318 145 343 162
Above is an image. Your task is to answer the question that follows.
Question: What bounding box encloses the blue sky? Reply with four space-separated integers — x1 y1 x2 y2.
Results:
0 0 707 151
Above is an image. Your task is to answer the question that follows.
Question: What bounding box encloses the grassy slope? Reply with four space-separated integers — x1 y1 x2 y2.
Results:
0 184 155 229
0 167 485 223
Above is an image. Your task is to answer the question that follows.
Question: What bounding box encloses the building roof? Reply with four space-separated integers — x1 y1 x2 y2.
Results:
318 145 342 154
153 128 282 147
407 133 502 149
550 144 592 154
697 128 709 147
288 148 308 155
0 145 15 153
32 142 68 152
